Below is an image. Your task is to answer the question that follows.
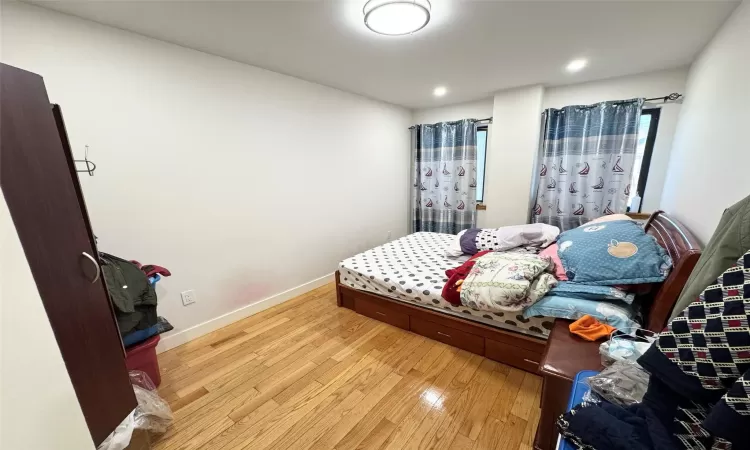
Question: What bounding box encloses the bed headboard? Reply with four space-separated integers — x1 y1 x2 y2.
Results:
642 210 701 331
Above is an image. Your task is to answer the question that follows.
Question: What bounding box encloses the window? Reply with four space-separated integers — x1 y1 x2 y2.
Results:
627 109 660 213
476 126 488 202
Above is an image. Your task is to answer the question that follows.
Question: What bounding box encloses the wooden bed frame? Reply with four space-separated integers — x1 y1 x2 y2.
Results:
335 210 701 373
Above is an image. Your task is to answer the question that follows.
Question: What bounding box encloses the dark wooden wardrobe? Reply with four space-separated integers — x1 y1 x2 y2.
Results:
1 63 137 446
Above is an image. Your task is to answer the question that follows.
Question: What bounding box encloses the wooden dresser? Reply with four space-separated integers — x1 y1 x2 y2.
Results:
533 320 602 450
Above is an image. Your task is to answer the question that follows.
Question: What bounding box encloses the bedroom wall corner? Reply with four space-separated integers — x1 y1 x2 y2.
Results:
482 85 545 228
660 0 750 244
412 98 495 125
1 2 412 349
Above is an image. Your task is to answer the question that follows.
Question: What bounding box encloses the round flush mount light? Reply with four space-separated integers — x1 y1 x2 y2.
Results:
363 0 431 36
433 86 447 97
566 58 588 73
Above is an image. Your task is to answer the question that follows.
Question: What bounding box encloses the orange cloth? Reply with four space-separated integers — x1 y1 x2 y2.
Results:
569 315 616 341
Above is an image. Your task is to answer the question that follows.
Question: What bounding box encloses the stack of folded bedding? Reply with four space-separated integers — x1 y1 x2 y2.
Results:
523 215 673 331
440 217 671 331
441 223 561 313
458 252 558 313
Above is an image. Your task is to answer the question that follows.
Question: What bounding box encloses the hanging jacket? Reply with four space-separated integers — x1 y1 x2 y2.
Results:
101 252 157 336
670 194 750 319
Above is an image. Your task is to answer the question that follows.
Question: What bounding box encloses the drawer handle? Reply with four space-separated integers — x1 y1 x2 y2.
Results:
375 311 387 317
437 331 452 338
523 358 539 365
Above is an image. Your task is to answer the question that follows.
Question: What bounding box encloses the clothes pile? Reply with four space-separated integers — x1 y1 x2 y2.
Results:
100 252 173 348
442 215 674 333
442 224 560 313
522 215 672 333
558 249 750 450
442 250 492 306
457 251 558 313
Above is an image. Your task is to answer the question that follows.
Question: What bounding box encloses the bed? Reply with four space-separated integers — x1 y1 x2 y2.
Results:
338 232 555 339
335 211 701 373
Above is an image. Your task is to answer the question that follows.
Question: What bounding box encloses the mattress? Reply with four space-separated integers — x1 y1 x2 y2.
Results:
339 232 555 339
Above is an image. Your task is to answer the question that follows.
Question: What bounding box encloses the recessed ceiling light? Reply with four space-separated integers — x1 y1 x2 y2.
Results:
363 0 431 36
566 59 588 73
433 86 447 97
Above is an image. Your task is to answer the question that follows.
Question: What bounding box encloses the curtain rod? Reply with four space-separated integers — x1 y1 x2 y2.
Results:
411 92 679 129
644 92 683 103
408 117 493 130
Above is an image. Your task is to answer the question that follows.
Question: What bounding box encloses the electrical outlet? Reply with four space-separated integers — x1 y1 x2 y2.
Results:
181 290 197 306
387 231 392 241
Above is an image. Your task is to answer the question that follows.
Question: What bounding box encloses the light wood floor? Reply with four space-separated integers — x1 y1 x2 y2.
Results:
154 283 542 450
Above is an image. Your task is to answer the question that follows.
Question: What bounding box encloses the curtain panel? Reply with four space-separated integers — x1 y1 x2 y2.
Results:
531 98 644 231
411 119 478 234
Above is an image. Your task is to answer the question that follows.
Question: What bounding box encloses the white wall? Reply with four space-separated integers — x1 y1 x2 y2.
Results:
1 2 411 350
483 86 545 227
0 195 95 450
412 98 494 125
661 0 750 244
545 68 688 213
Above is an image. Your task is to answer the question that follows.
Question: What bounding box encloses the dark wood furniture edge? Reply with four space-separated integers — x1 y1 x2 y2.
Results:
335 270 344 307
534 319 604 450
53 104 127 356
335 272 546 372
647 250 700 330
533 210 702 450
476 204 487 211
642 210 701 331
1 64 137 446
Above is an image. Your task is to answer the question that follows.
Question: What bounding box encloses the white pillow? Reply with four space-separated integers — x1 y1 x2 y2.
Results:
585 214 634 225
445 223 560 257
445 229 468 257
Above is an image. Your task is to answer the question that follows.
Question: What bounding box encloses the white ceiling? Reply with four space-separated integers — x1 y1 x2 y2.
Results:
28 0 738 109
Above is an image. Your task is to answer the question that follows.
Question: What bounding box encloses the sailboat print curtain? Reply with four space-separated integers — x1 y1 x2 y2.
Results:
411 119 478 234
531 98 644 231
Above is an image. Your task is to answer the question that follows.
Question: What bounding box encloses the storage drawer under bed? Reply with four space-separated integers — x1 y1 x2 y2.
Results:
339 280 546 374
410 317 485 355
354 296 410 331
485 338 541 373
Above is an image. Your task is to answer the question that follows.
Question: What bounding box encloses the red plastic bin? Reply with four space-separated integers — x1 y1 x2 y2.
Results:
125 335 162 387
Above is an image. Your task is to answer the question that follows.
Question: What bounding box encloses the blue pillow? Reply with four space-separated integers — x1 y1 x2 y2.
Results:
557 220 671 285
523 295 639 331
548 282 635 304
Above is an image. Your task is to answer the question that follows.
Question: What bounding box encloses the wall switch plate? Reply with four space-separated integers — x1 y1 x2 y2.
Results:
181 290 197 306
387 231 392 241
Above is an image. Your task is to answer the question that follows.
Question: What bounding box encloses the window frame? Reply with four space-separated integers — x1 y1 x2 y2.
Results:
633 108 661 212
476 125 488 203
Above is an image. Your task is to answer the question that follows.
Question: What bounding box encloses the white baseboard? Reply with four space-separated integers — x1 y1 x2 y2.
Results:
156 272 335 353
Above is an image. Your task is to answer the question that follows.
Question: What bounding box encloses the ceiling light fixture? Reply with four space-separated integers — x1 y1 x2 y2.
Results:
566 59 588 73
363 0 431 36
433 86 447 97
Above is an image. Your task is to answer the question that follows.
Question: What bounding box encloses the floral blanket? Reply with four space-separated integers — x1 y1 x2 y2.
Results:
460 252 557 312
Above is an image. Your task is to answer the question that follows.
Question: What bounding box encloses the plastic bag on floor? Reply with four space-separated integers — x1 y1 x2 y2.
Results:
130 370 173 434
97 371 172 450
97 411 135 450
